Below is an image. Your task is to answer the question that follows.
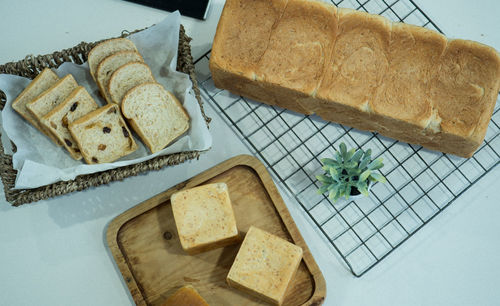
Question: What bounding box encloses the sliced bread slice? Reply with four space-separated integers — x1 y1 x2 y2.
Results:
108 62 155 106
121 82 190 153
87 38 138 80
68 103 138 164
96 50 144 103
11 68 61 144
26 74 79 145
41 86 99 160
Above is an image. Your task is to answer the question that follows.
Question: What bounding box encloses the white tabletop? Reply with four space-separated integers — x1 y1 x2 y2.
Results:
1 1 499 305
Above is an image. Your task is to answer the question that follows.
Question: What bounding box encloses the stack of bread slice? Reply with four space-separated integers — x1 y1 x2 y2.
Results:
12 36 191 164
12 68 137 164
89 38 190 154
12 68 61 145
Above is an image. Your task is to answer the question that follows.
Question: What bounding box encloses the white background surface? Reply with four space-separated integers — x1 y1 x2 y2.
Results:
0 1 499 305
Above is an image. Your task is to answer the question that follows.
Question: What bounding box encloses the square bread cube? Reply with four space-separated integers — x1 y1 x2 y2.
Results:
171 183 239 254
227 226 303 305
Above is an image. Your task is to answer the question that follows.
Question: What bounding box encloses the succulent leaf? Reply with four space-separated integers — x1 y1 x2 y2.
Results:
368 158 384 170
346 148 355 161
344 185 351 200
370 172 386 183
329 185 340 200
329 167 339 180
351 149 364 163
359 156 371 170
343 161 358 168
316 175 333 183
328 183 338 191
364 148 372 159
317 185 329 194
334 151 343 163
360 170 371 181
348 168 362 176
333 190 342 201
339 142 347 158
357 182 369 196
321 158 338 167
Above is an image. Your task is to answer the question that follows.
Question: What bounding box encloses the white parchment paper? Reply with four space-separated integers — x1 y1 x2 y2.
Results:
0 11 212 189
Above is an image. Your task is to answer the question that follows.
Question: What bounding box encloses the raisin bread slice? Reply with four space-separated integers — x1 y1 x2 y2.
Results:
26 74 79 144
68 103 137 164
96 50 144 104
12 68 61 144
121 82 190 153
108 62 155 105
41 87 99 160
87 38 138 80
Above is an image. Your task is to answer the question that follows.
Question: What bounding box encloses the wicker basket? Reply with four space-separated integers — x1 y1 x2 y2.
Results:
0 25 211 206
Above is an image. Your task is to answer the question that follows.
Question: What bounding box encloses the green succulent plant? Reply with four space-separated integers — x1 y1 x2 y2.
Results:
316 142 386 202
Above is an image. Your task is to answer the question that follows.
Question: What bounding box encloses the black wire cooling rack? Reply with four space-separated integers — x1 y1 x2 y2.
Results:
195 0 500 277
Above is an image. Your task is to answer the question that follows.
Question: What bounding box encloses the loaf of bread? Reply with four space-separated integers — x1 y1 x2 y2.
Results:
121 82 190 153
68 103 138 164
11 68 61 144
41 86 99 160
87 38 138 81
107 62 155 105
210 0 500 157
96 50 144 104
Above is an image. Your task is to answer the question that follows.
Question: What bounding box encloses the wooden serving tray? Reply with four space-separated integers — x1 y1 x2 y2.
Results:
106 155 326 306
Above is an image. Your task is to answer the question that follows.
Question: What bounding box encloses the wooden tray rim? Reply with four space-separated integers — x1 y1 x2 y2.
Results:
106 154 326 306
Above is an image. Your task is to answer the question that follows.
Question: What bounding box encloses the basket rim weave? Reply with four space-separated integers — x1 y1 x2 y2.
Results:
0 24 211 206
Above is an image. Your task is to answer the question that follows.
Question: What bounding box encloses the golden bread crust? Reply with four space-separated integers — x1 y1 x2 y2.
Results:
209 0 500 157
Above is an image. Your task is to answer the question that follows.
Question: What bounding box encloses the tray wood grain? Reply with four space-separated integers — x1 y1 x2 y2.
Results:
106 155 326 306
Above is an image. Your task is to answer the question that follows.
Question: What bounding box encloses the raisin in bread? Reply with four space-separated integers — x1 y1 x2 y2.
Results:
68 103 137 164
11 68 61 144
87 38 138 81
41 86 99 160
121 82 190 153
108 62 155 105
26 74 79 144
96 50 144 104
